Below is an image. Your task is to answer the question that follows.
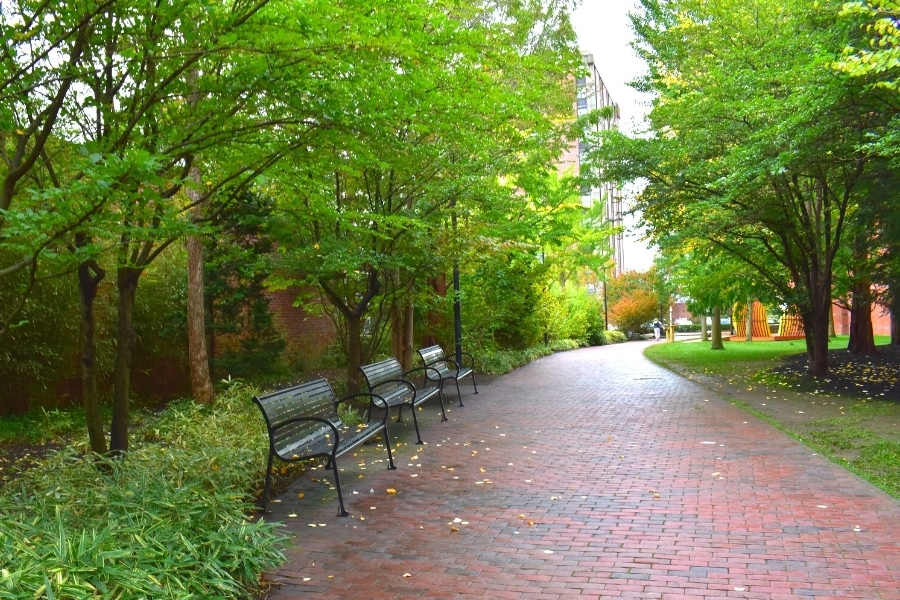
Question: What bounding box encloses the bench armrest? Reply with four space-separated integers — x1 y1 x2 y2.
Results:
370 378 417 394
404 365 440 385
337 392 390 416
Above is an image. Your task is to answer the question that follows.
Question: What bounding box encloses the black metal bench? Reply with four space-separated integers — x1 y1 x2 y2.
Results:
416 345 478 407
360 358 446 444
252 378 396 516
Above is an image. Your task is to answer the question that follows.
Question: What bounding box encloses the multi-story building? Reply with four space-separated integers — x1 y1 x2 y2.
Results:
558 53 624 276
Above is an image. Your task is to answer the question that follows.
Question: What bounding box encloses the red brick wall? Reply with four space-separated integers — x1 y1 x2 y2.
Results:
267 288 337 367
832 303 892 337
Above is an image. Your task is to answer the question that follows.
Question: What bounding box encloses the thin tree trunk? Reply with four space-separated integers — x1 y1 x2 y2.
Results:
391 301 403 363
828 303 836 338
77 242 107 454
402 296 414 369
346 315 363 394
187 232 214 403
187 165 214 404
700 314 708 341
110 267 140 454
710 306 724 350
745 298 753 342
891 289 900 345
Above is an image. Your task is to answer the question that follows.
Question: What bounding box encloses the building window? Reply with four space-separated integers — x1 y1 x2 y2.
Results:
575 76 586 87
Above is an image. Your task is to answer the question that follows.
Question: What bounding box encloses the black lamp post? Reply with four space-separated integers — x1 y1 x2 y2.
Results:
451 202 462 367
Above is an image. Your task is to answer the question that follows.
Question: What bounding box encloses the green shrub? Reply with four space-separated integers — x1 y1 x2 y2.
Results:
604 330 628 344
477 345 555 375
0 382 288 599
546 285 605 346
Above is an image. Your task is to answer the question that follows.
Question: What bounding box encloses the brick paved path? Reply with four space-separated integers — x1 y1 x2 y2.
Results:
259 342 900 599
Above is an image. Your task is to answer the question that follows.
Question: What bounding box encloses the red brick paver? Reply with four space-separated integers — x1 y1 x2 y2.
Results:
258 343 900 599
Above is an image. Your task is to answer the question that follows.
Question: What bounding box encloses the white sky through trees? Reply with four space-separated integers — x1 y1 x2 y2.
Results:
572 0 654 272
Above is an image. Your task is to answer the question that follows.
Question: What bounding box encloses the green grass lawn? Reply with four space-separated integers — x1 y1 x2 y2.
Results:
646 336 851 374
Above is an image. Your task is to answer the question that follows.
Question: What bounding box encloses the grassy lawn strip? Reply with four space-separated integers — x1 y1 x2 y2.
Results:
645 338 900 501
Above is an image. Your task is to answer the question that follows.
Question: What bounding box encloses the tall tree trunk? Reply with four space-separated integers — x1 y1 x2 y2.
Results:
700 313 708 341
389 293 416 370
402 296 414 369
745 298 753 341
346 315 363 394
848 279 877 355
891 289 900 345
710 306 724 350
110 267 140 454
187 232 214 403
77 244 107 454
391 301 403 363
187 166 214 404
803 300 831 378
828 303 836 338
426 275 448 347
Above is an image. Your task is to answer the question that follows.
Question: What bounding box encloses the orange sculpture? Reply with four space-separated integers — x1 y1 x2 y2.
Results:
732 300 771 339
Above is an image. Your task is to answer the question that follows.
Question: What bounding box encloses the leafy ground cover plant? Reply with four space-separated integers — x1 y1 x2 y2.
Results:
0 382 288 599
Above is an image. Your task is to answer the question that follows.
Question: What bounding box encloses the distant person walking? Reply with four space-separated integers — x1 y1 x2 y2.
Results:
653 319 663 340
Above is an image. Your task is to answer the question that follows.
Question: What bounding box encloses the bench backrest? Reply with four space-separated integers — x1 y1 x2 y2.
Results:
360 358 404 390
418 345 450 371
252 378 339 451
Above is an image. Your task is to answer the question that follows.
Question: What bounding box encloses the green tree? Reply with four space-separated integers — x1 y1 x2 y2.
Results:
591 0 893 376
267 0 582 389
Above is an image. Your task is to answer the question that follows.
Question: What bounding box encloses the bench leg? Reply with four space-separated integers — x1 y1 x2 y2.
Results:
329 454 349 517
260 452 276 512
437 389 448 422
382 423 397 471
442 379 464 407
452 377 465 407
470 372 479 394
408 403 424 444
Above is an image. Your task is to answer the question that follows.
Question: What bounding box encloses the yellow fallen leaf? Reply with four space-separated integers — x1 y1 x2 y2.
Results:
386 488 397 494
403 573 412 578
297 492 305 498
